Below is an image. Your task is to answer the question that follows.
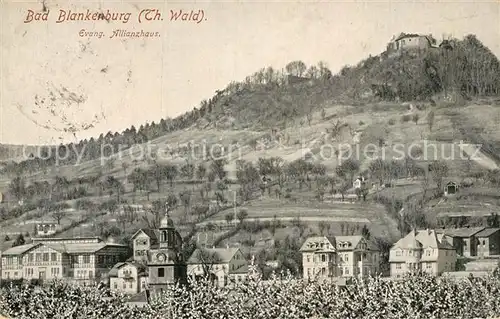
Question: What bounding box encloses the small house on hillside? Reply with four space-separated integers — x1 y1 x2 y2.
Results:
386 33 438 55
353 176 365 189
444 180 459 196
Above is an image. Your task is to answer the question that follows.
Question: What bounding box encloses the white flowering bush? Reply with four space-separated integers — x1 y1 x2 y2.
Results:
1 272 500 319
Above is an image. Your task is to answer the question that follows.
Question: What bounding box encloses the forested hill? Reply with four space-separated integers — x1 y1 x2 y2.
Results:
1 33 500 174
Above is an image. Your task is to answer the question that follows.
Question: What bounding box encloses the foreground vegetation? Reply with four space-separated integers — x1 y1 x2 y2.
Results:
2 272 500 319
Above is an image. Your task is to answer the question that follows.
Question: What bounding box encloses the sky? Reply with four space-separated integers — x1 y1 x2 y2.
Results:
0 0 499 145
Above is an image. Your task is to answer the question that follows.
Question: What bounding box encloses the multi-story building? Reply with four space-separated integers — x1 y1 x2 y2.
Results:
436 227 486 257
1 237 129 285
142 211 186 296
109 261 148 294
300 235 380 281
187 247 248 286
390 229 456 278
130 229 158 263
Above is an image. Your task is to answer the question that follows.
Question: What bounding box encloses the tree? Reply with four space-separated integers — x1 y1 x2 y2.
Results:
361 225 371 239
8 176 25 202
237 209 248 223
151 164 166 192
412 113 420 124
285 61 307 77
12 233 25 247
180 163 195 181
121 162 129 181
225 212 234 225
236 160 260 201
196 164 207 181
105 176 124 202
336 159 360 185
164 164 179 187
487 212 500 227
427 111 435 131
428 160 449 192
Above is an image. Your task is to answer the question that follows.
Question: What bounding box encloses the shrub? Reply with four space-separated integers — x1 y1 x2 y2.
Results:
388 118 396 125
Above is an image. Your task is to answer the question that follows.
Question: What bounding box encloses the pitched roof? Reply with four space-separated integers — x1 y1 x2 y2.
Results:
336 236 364 251
2 242 128 256
299 236 336 252
392 229 454 250
437 227 485 238
1 243 39 256
108 261 147 277
475 228 500 238
394 33 423 41
131 229 158 242
187 248 240 264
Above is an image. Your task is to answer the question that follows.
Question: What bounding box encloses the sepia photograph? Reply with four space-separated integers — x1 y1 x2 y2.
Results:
1 0 500 318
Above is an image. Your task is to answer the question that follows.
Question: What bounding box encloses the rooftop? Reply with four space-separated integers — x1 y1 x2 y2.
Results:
436 227 485 238
475 228 500 238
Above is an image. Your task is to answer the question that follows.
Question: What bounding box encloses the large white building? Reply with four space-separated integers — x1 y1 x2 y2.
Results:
300 235 380 281
389 229 456 278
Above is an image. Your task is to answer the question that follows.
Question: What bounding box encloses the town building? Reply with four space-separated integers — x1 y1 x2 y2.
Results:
34 219 60 237
474 228 500 257
300 235 380 281
142 210 186 296
436 227 485 257
386 33 437 54
0 237 129 285
108 261 148 294
444 180 459 196
389 229 456 278
187 247 248 286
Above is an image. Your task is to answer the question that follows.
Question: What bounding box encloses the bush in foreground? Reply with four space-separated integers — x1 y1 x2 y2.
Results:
1 272 500 319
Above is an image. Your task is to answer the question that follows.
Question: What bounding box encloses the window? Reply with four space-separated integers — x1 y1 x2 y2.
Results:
83 255 90 264
28 254 34 262
51 253 57 262
129 282 133 288
483 240 486 246
158 268 165 277
345 268 349 275
306 255 310 262
114 282 118 289
396 264 401 269
36 253 42 262
321 254 326 262
321 267 326 275
43 253 49 262
426 263 431 269
396 251 401 256
426 249 431 256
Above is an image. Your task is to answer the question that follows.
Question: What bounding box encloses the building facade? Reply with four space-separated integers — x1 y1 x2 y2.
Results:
475 228 500 257
300 235 380 281
390 229 456 278
109 262 148 294
1 237 129 285
386 33 435 53
143 211 186 296
436 227 485 257
187 247 248 286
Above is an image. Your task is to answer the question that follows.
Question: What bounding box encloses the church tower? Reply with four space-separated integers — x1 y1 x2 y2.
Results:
147 207 186 295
